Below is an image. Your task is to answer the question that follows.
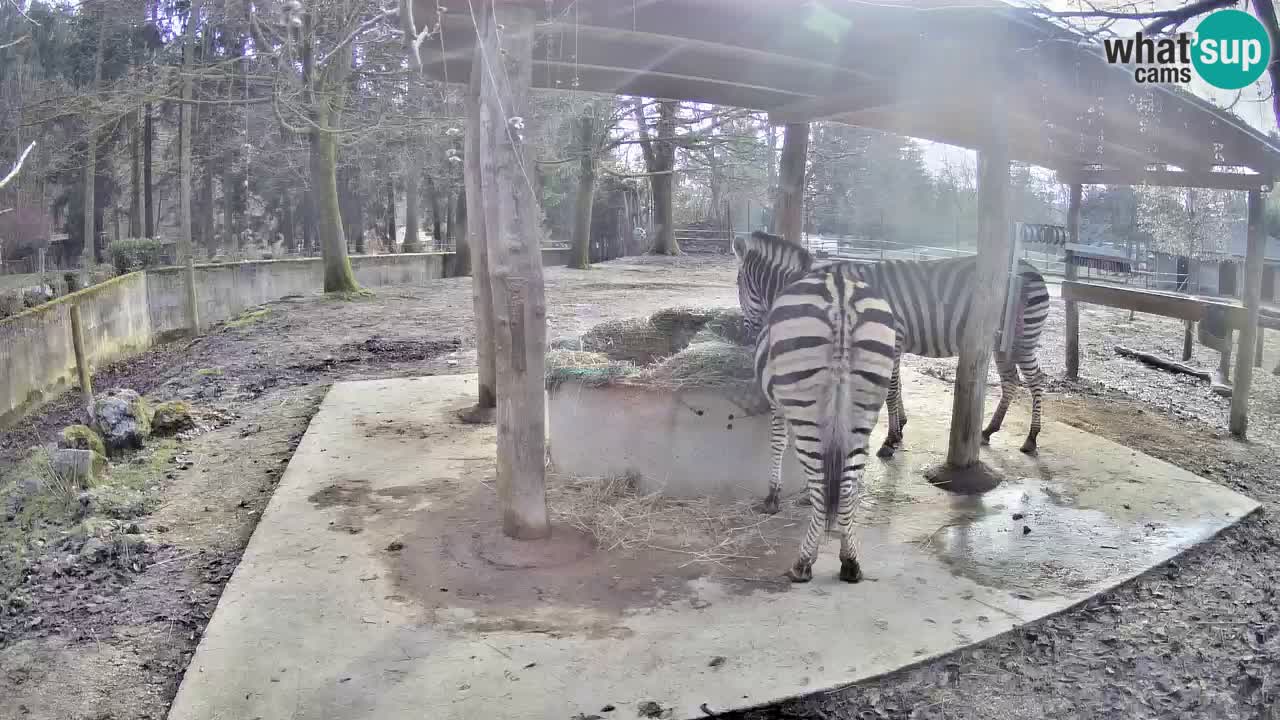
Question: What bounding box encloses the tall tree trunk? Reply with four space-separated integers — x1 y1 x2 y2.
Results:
312 115 359 292
301 192 314 254
179 0 201 332
144 103 155 238
453 184 470 275
426 175 443 249
478 3 549 539
775 122 809 245
385 178 396 252
402 165 421 251
223 171 237 252
459 15 496 419
80 12 107 276
765 122 777 229
633 99 679 255
569 112 595 269
281 191 295 253
129 110 142 237
446 190 456 245
199 163 215 253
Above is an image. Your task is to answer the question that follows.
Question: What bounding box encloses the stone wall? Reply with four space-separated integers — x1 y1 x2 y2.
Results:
0 250 572 427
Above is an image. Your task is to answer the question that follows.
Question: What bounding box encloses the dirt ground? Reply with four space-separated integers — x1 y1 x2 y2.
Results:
1 254 1278 720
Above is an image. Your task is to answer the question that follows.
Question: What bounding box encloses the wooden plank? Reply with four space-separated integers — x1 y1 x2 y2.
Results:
1062 281 1209 323
1057 168 1272 192
478 3 550 539
1230 189 1266 438
947 112 1010 468
69 304 94 414
1064 183 1081 380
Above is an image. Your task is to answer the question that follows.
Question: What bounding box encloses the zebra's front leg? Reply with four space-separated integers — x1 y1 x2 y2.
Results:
836 452 867 583
876 358 906 458
756 410 786 515
981 354 1020 445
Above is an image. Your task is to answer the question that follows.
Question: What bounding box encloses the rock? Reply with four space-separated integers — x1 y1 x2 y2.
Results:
549 335 584 350
59 424 107 457
151 401 195 436
79 537 109 564
92 389 153 454
50 448 107 489
79 485 154 520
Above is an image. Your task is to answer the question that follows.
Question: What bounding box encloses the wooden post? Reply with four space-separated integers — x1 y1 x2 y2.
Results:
775 122 809 245
179 0 201 334
1182 321 1194 361
477 3 550 539
946 130 1010 468
1256 330 1265 367
459 19 497 421
1230 189 1266 438
69 304 94 415
1064 183 1082 380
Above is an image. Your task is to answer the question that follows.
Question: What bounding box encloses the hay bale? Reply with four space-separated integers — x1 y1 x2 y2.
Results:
545 349 637 388
580 318 674 364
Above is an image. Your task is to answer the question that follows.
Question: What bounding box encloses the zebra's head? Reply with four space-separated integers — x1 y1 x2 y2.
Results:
732 230 813 342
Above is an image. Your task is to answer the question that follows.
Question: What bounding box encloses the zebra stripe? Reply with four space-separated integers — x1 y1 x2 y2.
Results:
734 231 897 584
852 256 1052 457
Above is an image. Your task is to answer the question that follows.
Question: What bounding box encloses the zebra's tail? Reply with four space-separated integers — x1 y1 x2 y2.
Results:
821 426 843 533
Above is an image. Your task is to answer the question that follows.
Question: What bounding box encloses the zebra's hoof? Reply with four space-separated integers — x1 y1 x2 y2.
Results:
980 429 996 445
785 560 813 583
876 444 896 459
838 558 863 584
756 493 781 515
1019 441 1038 455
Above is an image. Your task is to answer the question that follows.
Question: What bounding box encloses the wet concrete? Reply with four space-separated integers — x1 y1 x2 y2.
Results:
166 370 1259 720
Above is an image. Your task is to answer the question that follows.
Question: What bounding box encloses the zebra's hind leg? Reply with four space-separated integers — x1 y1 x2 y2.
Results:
786 467 827 583
756 411 786 515
981 353 1020 445
1016 349 1047 454
836 450 867 583
876 358 906 458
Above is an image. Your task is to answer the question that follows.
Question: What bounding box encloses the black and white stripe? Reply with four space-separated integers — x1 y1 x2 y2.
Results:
855 256 1052 456
734 231 897 584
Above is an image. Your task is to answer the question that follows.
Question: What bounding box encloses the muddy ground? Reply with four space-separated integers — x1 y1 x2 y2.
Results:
1 254 1278 719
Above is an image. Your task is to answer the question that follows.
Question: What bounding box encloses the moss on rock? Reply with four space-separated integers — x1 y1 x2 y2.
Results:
60 424 107 457
151 401 195 436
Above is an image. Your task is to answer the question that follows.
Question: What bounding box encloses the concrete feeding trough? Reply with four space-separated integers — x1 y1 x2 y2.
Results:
545 307 805 500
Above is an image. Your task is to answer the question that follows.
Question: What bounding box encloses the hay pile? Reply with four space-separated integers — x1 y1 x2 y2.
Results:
545 307 764 408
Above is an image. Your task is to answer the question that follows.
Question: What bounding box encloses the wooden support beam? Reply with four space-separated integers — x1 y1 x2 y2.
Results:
1064 183 1082 380
69 304 94 416
1057 168 1272 192
947 116 1010 469
774 123 808 245
1182 321 1194 361
1230 189 1266 439
477 3 550 539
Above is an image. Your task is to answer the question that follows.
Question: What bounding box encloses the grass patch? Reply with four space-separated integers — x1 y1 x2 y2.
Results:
226 308 271 328
195 367 224 377
0 438 180 595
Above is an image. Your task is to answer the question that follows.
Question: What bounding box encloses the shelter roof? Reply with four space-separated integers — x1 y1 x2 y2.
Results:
420 0 1280 188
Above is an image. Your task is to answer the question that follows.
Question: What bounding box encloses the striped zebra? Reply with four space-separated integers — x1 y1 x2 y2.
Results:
734 231 897 583
855 255 1051 458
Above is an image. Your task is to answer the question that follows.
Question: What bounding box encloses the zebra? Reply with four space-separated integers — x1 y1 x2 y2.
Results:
855 255 1052 458
734 231 898 583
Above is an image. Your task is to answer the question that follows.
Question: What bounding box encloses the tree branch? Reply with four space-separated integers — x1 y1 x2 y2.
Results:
0 140 36 190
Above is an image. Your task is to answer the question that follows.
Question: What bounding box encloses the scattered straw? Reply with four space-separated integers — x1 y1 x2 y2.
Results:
546 471 803 568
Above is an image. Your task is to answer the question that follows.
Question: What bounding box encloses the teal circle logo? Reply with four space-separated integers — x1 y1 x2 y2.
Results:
1192 10 1272 90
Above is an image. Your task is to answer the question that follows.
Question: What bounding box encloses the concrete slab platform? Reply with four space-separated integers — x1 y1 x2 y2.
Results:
168 370 1259 720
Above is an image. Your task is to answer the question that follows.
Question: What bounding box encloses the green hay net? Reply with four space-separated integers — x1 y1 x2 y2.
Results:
546 307 769 414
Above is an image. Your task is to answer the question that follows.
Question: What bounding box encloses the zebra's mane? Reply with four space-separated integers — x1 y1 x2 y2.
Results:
733 230 813 276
